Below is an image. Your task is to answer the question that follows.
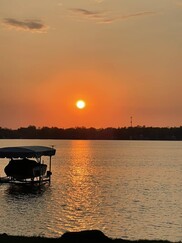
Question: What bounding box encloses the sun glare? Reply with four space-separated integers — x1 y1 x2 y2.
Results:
76 100 86 109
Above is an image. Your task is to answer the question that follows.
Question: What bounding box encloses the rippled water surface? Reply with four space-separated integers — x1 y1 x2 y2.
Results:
0 140 181 241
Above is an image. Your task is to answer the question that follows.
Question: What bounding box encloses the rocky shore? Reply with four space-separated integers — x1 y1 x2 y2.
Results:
0 230 177 243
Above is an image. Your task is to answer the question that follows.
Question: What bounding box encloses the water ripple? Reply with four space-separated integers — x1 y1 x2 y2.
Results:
0 140 181 241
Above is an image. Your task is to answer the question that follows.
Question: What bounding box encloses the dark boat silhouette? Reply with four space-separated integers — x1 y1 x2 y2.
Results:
0 146 56 184
4 158 47 180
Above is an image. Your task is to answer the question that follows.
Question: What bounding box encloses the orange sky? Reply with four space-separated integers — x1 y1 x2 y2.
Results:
0 0 182 128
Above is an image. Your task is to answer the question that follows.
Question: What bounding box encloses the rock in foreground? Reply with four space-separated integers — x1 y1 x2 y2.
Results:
0 230 177 243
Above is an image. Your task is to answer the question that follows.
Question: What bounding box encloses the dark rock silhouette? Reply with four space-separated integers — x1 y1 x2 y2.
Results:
60 230 111 242
0 230 177 243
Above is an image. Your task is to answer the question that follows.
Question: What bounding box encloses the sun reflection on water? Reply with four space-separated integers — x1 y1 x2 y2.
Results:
60 140 104 230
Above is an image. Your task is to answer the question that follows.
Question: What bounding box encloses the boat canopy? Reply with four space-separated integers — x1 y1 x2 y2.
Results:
0 146 56 159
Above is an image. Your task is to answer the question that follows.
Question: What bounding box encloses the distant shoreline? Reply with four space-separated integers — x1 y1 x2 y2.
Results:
0 126 182 140
0 230 179 243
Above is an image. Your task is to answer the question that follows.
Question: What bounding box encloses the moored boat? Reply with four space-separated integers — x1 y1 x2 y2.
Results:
4 158 47 180
0 146 56 184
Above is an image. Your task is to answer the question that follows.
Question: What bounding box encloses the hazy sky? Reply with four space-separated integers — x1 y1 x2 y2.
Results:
0 0 182 128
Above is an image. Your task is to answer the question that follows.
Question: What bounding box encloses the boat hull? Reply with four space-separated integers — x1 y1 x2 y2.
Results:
4 159 47 179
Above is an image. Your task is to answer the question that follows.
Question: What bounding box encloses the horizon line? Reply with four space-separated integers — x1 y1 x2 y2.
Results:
1 125 182 130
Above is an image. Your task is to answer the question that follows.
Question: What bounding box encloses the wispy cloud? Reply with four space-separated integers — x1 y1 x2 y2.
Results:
69 8 117 23
69 8 156 24
70 8 105 20
2 18 49 33
121 11 156 20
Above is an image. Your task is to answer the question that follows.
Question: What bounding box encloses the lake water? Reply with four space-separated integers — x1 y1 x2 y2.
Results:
0 140 181 241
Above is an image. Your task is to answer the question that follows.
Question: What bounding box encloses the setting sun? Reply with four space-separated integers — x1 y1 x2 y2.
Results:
76 100 86 109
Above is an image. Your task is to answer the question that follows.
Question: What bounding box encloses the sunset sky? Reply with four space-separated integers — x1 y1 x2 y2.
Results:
0 0 182 129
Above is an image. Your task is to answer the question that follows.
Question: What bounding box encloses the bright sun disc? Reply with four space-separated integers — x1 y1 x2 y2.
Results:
76 100 86 109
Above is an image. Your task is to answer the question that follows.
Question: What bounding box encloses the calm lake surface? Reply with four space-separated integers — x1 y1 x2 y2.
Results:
0 140 181 241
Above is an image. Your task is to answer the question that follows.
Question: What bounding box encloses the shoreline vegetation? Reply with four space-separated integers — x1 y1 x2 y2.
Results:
0 126 182 140
0 230 180 243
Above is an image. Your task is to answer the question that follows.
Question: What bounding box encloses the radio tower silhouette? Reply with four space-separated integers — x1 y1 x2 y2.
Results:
130 116 133 127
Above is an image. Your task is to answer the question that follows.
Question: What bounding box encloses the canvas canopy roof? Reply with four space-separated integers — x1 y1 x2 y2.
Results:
0 146 56 158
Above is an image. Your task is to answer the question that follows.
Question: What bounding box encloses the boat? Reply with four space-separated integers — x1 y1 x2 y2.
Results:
4 158 47 179
0 146 56 185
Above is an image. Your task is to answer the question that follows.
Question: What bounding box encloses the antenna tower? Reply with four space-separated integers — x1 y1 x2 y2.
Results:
130 116 133 127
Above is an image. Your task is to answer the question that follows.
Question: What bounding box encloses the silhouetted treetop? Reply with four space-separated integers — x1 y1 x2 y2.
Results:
0 126 182 140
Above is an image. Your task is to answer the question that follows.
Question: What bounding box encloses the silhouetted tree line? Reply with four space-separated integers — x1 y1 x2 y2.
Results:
0 125 182 140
